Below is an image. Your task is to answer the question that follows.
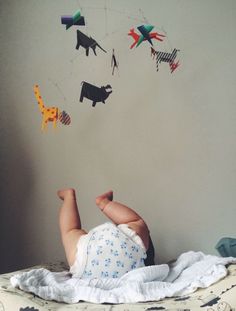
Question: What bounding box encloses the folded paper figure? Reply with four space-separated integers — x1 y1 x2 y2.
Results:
34 85 71 130
154 48 180 73
79 81 112 107
76 30 106 56
61 10 85 30
59 111 71 125
128 26 165 49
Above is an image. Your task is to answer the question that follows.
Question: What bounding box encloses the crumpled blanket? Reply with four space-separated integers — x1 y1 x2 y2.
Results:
10 251 236 304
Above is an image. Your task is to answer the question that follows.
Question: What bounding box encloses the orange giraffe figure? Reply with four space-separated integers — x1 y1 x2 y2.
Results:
34 84 60 130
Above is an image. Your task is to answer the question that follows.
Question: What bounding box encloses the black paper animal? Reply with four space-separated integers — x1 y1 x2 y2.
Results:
76 30 106 56
80 81 112 107
111 49 118 75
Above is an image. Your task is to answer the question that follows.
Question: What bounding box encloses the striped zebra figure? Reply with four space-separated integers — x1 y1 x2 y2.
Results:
155 48 180 72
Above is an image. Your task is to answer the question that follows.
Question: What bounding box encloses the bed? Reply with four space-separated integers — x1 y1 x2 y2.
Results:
0 261 236 311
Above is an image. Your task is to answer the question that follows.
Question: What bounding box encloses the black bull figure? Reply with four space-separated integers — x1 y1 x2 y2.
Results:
80 81 112 107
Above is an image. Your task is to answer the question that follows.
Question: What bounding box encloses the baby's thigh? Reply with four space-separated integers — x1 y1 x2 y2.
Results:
63 229 87 267
126 219 150 250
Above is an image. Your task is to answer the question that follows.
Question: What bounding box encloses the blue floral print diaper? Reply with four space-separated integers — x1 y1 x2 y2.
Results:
70 222 147 279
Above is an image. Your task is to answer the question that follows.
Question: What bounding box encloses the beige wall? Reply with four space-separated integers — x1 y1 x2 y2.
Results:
0 0 236 273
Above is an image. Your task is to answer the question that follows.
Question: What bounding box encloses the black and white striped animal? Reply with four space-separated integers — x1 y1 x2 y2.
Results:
155 48 179 71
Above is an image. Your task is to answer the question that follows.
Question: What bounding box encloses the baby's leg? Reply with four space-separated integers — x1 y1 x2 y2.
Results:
58 189 87 267
96 191 150 250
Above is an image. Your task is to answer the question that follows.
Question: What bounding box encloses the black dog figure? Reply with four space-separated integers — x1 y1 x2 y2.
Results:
76 30 106 56
80 81 112 107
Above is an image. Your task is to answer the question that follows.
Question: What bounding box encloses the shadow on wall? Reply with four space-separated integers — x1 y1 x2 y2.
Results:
0 101 34 273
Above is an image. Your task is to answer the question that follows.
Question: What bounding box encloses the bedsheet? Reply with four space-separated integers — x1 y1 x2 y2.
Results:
0 261 236 310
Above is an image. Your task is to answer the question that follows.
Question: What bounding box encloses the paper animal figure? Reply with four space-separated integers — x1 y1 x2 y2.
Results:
59 110 71 125
155 48 180 72
111 49 118 75
34 85 71 130
79 81 112 107
76 30 106 56
128 26 165 49
61 10 85 30
137 25 154 46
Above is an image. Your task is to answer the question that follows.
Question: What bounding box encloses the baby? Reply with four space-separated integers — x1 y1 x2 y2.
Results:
57 189 155 279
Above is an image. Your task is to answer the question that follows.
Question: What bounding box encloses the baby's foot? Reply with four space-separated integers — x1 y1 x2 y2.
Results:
57 188 76 200
96 191 113 210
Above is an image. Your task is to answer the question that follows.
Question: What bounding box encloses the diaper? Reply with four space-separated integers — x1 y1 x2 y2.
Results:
70 222 147 279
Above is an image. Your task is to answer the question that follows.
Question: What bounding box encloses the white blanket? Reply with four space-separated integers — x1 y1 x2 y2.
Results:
10 251 236 304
